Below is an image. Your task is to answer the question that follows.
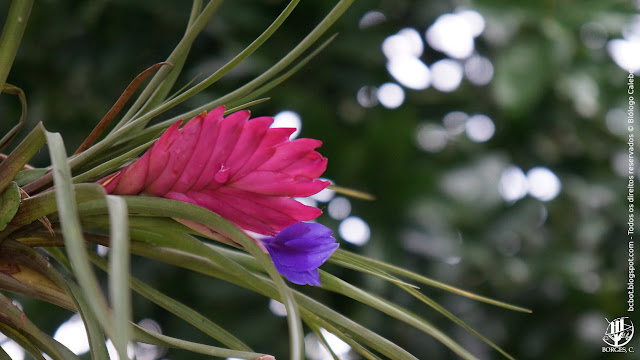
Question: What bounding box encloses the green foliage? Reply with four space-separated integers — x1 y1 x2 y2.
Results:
0 1 541 359
1 0 634 359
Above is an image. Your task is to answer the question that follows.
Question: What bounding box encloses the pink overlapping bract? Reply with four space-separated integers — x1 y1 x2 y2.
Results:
99 106 329 235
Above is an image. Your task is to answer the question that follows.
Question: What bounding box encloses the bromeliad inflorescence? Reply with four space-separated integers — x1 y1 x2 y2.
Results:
99 105 338 285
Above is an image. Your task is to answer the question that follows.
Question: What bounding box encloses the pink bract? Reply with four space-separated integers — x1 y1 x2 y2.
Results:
99 106 329 235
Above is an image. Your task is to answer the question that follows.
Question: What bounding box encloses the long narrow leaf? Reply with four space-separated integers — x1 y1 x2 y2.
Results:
105 195 131 359
0 0 33 91
131 324 268 360
89 252 253 352
332 250 532 313
85 236 420 360
44 130 114 339
0 293 80 360
112 0 224 132
0 123 46 195
64 280 110 360
0 322 47 360
0 84 28 152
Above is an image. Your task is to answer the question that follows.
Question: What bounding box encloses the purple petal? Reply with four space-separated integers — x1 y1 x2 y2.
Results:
262 222 338 286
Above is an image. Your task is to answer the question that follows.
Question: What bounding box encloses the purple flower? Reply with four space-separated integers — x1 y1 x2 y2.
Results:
261 222 338 286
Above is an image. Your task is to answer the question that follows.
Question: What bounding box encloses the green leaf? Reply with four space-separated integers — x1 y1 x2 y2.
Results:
65 280 110 360
0 293 80 360
0 83 28 152
0 240 75 311
97 236 419 360
318 272 479 360
332 250 532 313
132 323 269 359
0 0 33 92
0 181 20 231
13 168 47 186
44 130 114 340
112 0 225 132
106 195 132 360
0 122 46 195
89 252 254 352
0 322 47 360
138 0 301 124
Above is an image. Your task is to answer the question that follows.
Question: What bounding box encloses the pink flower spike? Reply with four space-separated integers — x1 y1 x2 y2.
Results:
98 106 330 235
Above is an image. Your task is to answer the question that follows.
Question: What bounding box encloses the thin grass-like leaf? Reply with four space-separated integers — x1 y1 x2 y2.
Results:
0 123 46 195
0 293 80 360
44 131 114 339
0 322 47 360
139 0 202 112
71 139 154 183
188 0 356 118
301 311 383 360
307 324 340 360
118 196 305 360
227 34 338 109
0 239 75 310
399 284 515 360
328 184 376 201
318 272 478 360
73 62 171 155
329 248 516 358
0 84 27 152
85 236 420 360
132 324 269 360
89 252 253 352
137 0 301 125
2 183 106 239
332 250 532 313
64 279 110 360
112 0 224 132
105 195 131 359
0 0 33 92
13 168 47 186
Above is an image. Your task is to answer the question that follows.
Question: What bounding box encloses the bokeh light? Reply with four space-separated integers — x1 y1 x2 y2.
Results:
456 9 486 37
272 110 302 139
328 196 352 220
269 299 288 317
134 319 165 360
382 28 424 58
431 59 463 92
311 179 336 202
580 22 608 50
415 123 448 152
377 82 405 109
442 111 468 136
358 10 386 29
426 13 476 59
464 55 494 85
0 334 24 360
356 86 378 108
304 329 351 360
465 114 495 142
54 314 90 355
339 216 371 246
606 15 640 72
498 165 528 202
527 167 562 201
386 57 431 90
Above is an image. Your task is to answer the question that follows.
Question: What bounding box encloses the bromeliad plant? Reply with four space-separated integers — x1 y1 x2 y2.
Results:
0 1 530 359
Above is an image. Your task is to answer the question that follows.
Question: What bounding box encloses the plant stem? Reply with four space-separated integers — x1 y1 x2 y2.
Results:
0 0 33 92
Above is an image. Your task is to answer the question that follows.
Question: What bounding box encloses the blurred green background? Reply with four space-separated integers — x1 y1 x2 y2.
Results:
1 0 638 359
